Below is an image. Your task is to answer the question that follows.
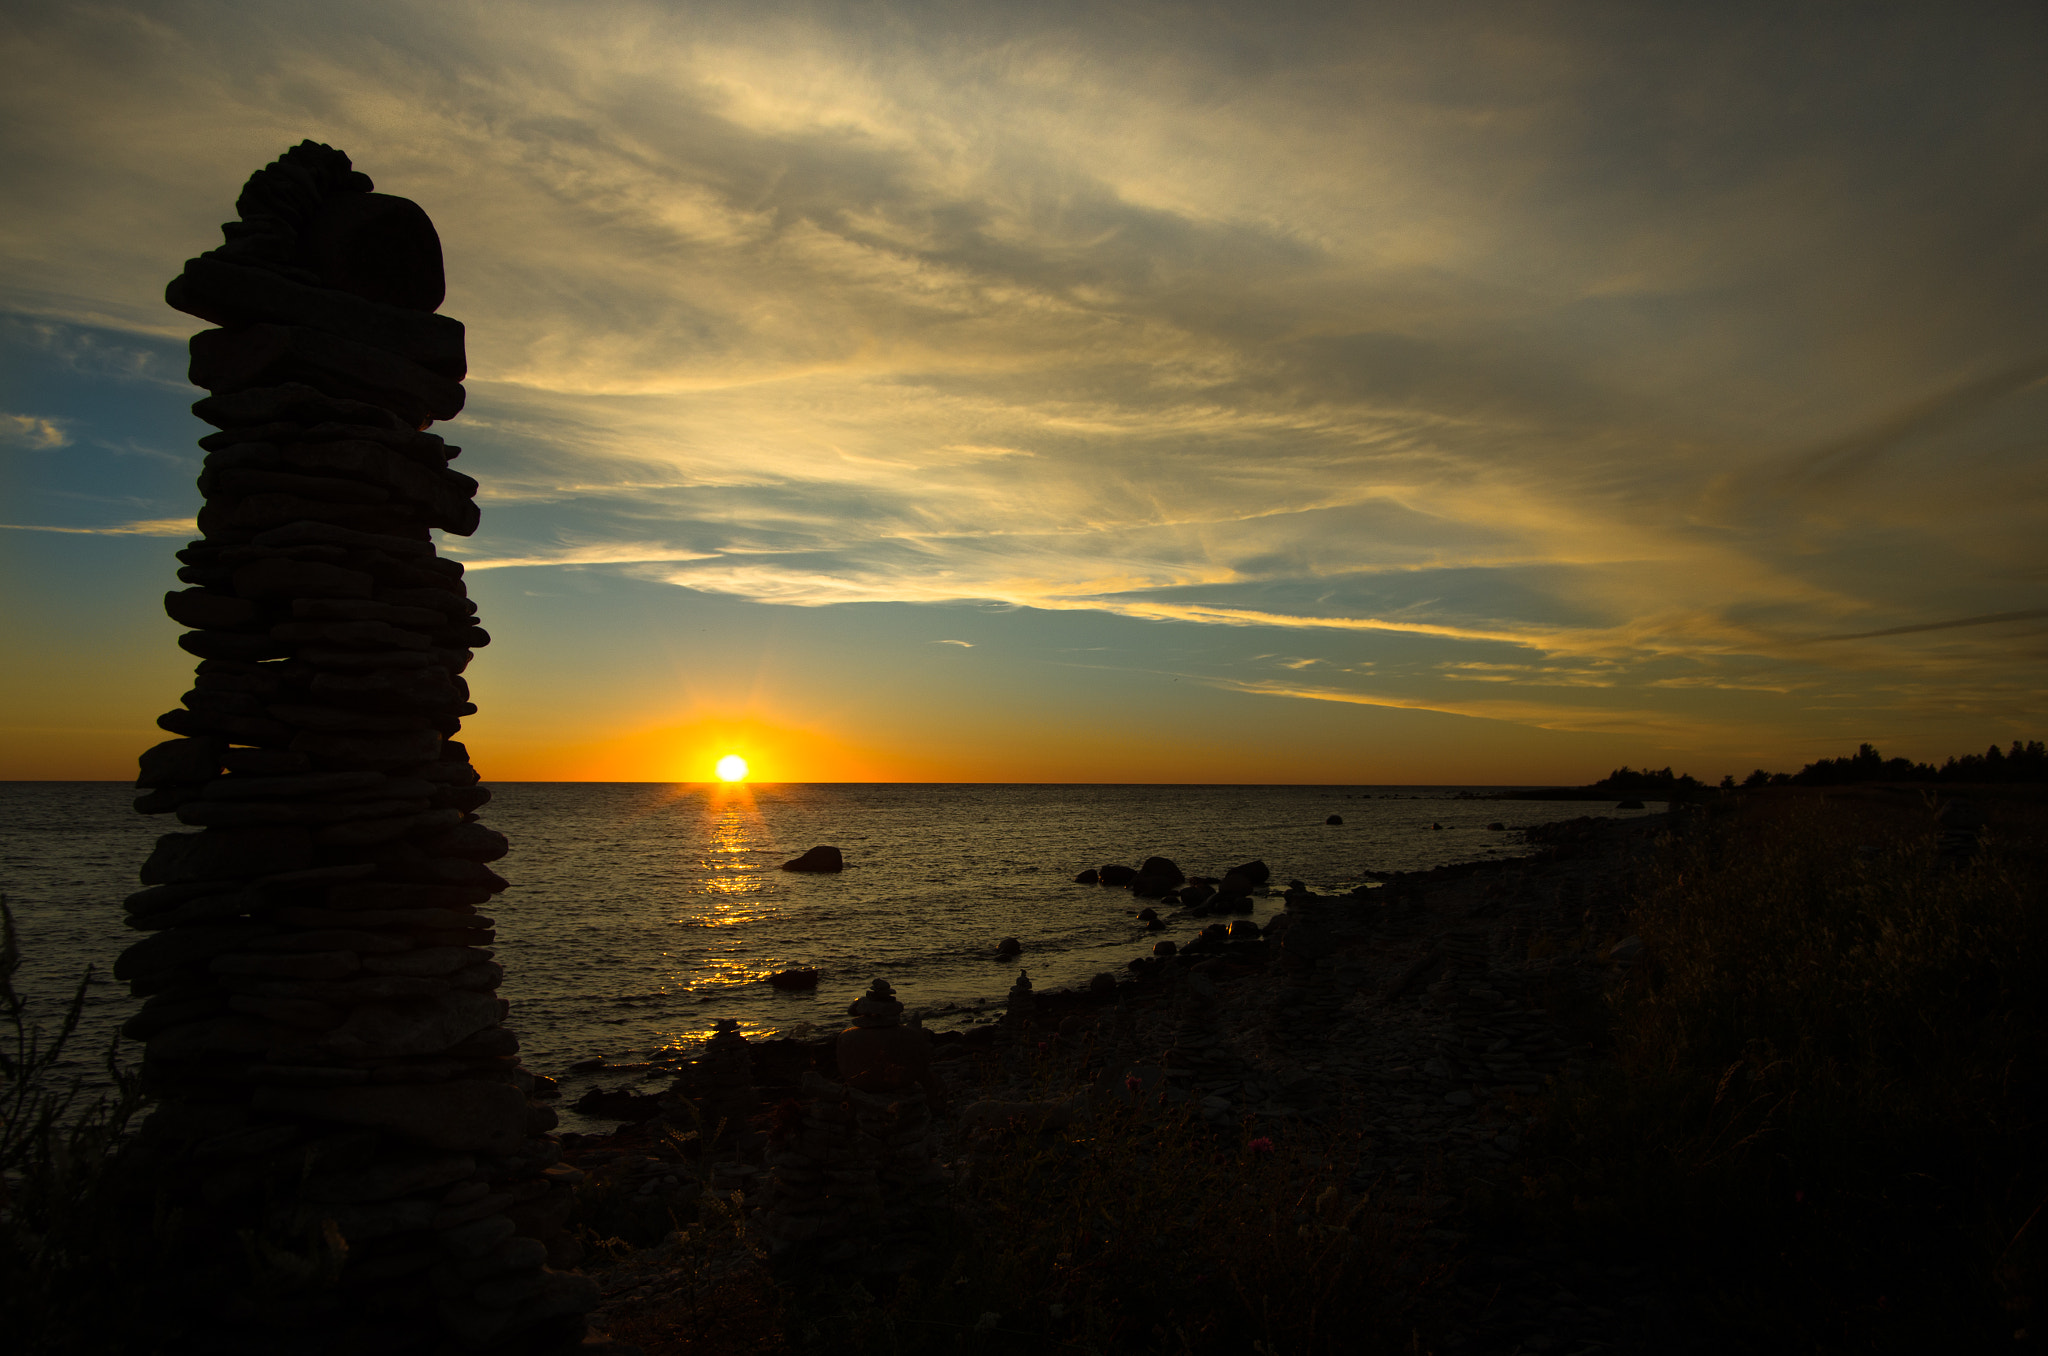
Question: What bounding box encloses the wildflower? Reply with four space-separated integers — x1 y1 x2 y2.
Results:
1248 1137 1275 1153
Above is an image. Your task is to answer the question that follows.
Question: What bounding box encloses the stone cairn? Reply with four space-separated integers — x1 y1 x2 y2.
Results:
1004 966 1036 1022
758 980 946 1273
116 142 595 1355
664 1016 755 1135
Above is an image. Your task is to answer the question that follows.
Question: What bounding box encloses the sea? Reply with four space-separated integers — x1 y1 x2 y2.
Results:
0 782 1657 1128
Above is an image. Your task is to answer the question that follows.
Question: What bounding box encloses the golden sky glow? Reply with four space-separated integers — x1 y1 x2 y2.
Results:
1 2 2043 782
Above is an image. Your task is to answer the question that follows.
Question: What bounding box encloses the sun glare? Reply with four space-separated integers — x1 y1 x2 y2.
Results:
715 754 750 782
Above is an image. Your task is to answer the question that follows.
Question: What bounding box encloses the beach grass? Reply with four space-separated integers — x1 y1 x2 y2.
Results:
595 1087 1435 1355
1493 790 2048 1349
0 899 162 1352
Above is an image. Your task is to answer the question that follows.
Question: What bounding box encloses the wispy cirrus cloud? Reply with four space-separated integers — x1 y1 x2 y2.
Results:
0 516 192 536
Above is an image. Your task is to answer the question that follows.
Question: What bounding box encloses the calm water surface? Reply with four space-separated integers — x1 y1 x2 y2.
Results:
0 782 1654 1116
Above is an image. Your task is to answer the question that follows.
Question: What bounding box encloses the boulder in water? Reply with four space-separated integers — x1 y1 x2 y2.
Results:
1617 799 1645 810
1098 863 1137 887
767 968 819 990
1224 860 1270 886
996 936 1022 959
780 845 844 873
1228 919 1261 940
1326 814 1343 825
1073 868 1099 884
1138 856 1185 886
1152 939 1178 958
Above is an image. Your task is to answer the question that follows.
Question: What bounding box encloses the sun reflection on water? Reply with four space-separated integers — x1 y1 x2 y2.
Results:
684 784 776 928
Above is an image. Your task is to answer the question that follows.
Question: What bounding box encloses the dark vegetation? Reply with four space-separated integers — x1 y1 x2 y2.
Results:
581 1062 1433 1356
0 900 167 1353
1486 790 2048 1350
1731 738 2048 789
1518 738 2048 799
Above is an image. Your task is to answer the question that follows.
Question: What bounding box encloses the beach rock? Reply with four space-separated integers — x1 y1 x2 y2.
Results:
1224 860 1270 887
1138 856 1185 886
1072 868 1098 884
780 845 844 873
1088 972 1117 998
571 1086 664 1121
996 937 1021 959
135 737 228 788
1152 940 1178 958
1487 821 1505 831
767 968 820 990
1130 872 1177 899
1326 814 1343 825
1097 864 1137 887
1228 919 1261 940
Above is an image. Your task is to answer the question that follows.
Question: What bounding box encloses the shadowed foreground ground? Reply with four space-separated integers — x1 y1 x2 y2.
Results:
548 786 2047 1355
6 787 2041 1353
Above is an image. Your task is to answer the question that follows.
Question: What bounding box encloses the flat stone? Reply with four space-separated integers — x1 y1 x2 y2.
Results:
116 921 280 982
231 555 375 600
320 989 502 1058
438 1213 518 1259
213 950 362 980
141 826 315 885
243 929 411 955
188 323 465 426
275 905 489 931
167 254 466 379
190 381 409 434
253 1079 528 1154
147 1014 324 1063
302 1153 475 1204
363 946 493 977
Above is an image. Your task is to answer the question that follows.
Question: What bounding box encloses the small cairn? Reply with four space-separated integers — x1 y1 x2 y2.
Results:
117 143 593 1354
1004 967 1036 1022
667 1017 755 1134
759 980 946 1272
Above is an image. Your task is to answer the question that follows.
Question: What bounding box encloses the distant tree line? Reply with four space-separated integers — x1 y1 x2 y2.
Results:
1591 766 1705 795
1718 740 2048 789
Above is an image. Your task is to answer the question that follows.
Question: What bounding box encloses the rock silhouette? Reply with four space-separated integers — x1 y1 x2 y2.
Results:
781 845 845 873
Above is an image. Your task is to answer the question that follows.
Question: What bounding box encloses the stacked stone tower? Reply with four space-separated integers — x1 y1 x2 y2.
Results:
118 142 595 1354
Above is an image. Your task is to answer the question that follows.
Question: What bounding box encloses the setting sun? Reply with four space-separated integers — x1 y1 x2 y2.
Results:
715 754 749 782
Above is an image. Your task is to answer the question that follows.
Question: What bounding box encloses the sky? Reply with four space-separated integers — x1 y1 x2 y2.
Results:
2 0 2044 783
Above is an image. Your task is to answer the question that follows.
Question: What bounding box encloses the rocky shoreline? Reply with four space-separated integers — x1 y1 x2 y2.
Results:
549 811 1686 1354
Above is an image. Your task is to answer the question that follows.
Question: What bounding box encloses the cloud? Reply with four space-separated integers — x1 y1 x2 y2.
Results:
1809 609 2048 643
4 0 2045 750
932 638 973 647
0 516 192 536
2 413 68 448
